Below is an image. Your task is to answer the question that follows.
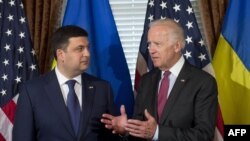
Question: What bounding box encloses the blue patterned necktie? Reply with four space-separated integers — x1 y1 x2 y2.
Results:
66 80 81 136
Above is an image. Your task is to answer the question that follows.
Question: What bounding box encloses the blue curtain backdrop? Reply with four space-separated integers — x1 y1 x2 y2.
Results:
62 0 134 117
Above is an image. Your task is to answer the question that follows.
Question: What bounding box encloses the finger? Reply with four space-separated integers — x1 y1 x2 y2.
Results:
128 128 152 139
105 124 113 129
125 121 143 131
127 119 143 126
101 118 112 125
144 109 152 120
120 105 126 115
125 126 141 134
102 113 114 120
128 131 144 138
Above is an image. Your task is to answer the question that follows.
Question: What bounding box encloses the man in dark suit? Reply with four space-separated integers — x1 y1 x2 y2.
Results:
13 26 119 141
101 19 218 141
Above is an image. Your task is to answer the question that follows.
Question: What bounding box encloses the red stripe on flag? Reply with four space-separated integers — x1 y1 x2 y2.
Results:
216 106 224 136
2 100 16 124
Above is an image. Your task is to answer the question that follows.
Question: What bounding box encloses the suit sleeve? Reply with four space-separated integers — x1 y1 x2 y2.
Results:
158 75 218 141
107 83 117 115
102 82 121 141
13 84 36 141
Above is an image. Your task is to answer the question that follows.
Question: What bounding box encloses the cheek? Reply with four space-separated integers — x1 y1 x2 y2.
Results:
64 55 77 65
160 50 173 61
160 49 169 58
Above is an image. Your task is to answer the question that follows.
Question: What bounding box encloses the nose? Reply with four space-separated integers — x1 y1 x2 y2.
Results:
148 45 156 54
83 48 90 57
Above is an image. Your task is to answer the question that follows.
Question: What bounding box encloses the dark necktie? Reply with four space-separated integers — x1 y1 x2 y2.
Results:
66 80 81 136
157 71 171 120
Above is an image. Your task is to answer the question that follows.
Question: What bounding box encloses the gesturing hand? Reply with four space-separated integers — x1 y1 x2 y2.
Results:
101 105 128 134
125 109 157 139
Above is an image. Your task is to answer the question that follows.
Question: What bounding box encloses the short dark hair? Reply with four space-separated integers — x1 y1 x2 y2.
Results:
51 25 88 60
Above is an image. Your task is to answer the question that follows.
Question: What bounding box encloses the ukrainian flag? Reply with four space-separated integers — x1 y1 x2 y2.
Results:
213 0 250 124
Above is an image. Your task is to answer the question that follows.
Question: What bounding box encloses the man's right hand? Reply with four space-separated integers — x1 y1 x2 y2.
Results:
101 105 128 135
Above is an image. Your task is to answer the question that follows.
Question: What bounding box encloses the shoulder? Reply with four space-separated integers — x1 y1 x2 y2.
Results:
142 68 161 78
139 68 161 86
186 63 214 78
81 72 111 85
23 71 55 85
182 62 217 86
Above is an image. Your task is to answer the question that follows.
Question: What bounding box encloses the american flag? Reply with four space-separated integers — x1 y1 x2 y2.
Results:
134 0 224 141
0 0 39 140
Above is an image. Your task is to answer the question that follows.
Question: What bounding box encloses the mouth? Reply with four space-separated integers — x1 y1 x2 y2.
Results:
81 60 89 65
151 57 159 61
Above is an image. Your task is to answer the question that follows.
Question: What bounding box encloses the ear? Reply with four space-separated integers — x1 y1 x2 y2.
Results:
56 49 65 62
174 41 182 53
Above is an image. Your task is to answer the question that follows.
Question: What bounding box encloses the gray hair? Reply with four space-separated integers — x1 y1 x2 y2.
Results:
149 18 186 49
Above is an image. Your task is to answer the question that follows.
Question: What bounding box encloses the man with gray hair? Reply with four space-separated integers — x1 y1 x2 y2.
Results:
101 18 218 141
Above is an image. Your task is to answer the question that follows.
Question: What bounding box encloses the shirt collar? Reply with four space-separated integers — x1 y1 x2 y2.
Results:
55 66 82 85
162 55 185 77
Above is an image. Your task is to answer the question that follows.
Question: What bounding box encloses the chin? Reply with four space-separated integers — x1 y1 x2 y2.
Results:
153 63 160 67
80 67 88 71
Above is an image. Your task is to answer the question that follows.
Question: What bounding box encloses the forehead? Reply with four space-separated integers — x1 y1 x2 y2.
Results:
148 25 171 40
149 23 175 33
68 36 89 45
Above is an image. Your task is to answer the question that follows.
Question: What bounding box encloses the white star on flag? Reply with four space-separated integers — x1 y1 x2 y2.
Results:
2 74 8 81
173 4 181 12
186 21 193 29
185 36 193 44
160 1 167 9
184 50 192 59
19 17 25 23
6 29 12 36
186 6 193 14
198 53 206 61
15 76 21 83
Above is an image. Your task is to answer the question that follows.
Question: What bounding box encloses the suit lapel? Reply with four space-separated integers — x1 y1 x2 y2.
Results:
159 62 191 123
78 74 96 140
44 71 75 137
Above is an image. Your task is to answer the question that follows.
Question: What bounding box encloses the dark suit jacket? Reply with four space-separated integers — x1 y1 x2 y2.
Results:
132 61 218 141
13 71 119 141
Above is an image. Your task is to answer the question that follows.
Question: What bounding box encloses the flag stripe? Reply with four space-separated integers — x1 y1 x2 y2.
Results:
216 106 224 136
214 128 223 141
1 100 16 124
0 109 13 141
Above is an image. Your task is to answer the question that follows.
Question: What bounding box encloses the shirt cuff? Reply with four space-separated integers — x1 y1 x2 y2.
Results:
152 125 159 140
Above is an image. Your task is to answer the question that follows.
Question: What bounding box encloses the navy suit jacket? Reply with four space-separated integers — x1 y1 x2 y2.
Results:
13 70 119 141
130 61 218 141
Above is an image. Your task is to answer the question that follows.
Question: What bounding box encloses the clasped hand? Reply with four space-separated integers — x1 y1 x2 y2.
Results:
101 105 157 139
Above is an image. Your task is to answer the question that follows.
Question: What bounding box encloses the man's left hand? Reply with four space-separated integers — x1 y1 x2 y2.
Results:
125 109 157 139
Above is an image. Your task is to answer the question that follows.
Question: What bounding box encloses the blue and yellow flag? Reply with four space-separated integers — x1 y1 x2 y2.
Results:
213 0 250 124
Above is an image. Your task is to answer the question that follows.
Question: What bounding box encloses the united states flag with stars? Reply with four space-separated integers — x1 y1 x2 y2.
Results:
134 0 224 141
0 0 39 140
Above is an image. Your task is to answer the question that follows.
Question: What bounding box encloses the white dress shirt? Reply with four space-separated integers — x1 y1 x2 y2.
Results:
55 67 82 110
153 56 185 140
